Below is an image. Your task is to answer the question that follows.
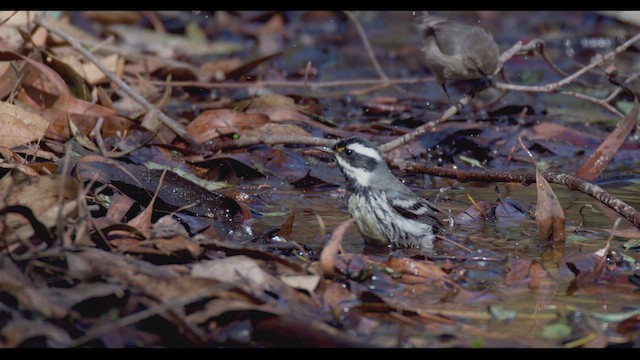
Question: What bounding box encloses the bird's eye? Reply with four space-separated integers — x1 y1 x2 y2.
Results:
345 149 353 155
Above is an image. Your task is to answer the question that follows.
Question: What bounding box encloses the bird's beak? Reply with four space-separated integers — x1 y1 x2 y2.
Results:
316 146 335 155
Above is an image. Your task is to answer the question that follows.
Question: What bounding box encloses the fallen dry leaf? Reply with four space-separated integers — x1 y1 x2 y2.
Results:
192 255 301 301
0 101 49 148
186 109 269 143
0 172 79 244
1 318 72 348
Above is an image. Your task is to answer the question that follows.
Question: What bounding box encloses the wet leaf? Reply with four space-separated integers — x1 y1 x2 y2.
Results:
519 137 565 242
539 323 572 341
622 239 640 251
76 155 245 222
575 91 639 181
320 218 354 278
455 200 492 224
290 169 338 189
189 156 266 181
488 305 518 321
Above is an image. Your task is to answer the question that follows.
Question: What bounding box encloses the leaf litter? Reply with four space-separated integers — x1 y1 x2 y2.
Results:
0 10 640 348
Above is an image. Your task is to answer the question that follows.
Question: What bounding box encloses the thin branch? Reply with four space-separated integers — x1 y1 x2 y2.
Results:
378 94 473 153
33 15 198 147
559 90 624 117
343 11 390 84
606 71 640 102
127 76 434 90
207 135 336 151
495 32 640 94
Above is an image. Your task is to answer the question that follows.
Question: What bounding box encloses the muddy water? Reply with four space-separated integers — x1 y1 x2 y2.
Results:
250 178 640 259
246 176 640 346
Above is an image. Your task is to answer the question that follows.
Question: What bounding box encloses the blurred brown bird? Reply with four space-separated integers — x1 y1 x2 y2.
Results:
419 14 500 98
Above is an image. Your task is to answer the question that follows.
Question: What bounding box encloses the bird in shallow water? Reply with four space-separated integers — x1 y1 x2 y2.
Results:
330 136 442 249
419 14 501 98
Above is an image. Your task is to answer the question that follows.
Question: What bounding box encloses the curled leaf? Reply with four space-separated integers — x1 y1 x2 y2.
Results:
518 137 565 242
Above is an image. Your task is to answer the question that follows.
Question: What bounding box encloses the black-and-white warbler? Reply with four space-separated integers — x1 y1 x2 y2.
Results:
331 136 443 248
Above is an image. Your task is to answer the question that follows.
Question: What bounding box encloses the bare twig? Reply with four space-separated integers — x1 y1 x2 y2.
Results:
343 11 390 84
33 16 198 147
605 71 640 102
378 94 473 153
208 135 336 151
495 32 640 94
128 76 434 90
0 10 19 28
559 90 624 117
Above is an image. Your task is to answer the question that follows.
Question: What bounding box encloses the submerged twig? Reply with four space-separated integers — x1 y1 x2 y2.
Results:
391 158 640 229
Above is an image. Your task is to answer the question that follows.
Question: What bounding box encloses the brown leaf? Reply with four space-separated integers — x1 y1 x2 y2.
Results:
191 255 299 300
223 52 282 81
0 173 79 243
0 260 69 319
65 248 230 305
274 211 295 238
150 214 190 239
0 61 18 99
320 218 355 278
528 122 602 148
82 11 143 25
41 95 134 141
384 257 449 282
185 298 280 325
234 93 297 110
0 50 72 100
1 319 72 348
535 169 565 242
575 91 639 181
0 101 49 148
519 137 565 242
59 53 124 85
186 109 269 143
245 122 311 138
455 200 492 224
504 258 555 289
